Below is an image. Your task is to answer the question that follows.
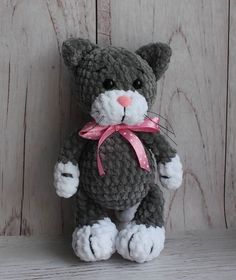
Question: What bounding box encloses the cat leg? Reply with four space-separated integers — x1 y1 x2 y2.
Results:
116 184 165 263
115 203 140 230
72 187 118 262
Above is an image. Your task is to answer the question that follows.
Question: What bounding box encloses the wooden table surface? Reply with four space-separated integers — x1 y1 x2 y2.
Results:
0 230 235 280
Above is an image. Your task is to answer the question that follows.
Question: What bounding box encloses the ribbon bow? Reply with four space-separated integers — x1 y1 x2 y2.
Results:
79 117 160 176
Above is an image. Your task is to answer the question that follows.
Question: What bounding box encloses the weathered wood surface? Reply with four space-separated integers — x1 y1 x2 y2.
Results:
225 0 236 228
111 0 229 231
97 0 111 46
0 0 235 236
0 230 235 280
0 0 96 235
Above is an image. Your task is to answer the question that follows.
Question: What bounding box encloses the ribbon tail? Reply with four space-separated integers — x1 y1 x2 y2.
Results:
97 152 105 176
119 129 151 172
96 126 116 176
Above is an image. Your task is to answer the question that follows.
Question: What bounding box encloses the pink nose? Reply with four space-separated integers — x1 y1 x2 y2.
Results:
117 96 132 107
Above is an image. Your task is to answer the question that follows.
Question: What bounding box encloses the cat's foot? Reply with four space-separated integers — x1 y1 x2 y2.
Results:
158 154 183 190
72 218 118 262
116 222 165 263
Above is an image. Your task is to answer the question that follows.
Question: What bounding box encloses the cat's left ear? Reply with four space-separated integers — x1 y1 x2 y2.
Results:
136 42 172 81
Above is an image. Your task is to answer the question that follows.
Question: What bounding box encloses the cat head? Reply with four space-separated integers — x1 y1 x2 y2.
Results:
62 38 171 125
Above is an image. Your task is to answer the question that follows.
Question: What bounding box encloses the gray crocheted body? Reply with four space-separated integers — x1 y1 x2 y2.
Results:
54 38 183 262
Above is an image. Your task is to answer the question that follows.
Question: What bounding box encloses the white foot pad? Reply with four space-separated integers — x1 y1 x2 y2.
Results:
158 154 183 190
72 218 118 262
116 223 165 263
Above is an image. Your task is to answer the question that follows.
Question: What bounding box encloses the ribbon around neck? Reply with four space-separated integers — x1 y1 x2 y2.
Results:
79 117 160 176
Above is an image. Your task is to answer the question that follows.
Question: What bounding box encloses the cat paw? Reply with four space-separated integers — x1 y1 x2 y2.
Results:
54 161 79 198
116 222 165 263
72 218 118 262
158 154 183 190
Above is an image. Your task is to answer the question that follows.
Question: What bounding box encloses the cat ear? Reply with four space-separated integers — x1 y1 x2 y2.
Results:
62 38 98 71
136 42 172 80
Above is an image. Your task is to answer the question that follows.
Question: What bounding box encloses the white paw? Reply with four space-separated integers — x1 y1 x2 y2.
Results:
116 223 165 263
72 218 118 262
158 154 183 190
54 161 79 198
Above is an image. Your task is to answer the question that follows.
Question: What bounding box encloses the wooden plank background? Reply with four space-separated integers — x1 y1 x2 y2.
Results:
0 0 234 235
225 0 236 228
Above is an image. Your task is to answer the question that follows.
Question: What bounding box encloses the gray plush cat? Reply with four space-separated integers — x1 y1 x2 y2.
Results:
54 38 183 263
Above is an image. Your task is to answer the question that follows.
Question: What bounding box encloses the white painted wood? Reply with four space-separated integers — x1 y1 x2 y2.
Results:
111 0 229 230
0 230 235 279
0 0 96 235
225 0 236 228
97 0 111 46
0 0 31 235
21 0 96 235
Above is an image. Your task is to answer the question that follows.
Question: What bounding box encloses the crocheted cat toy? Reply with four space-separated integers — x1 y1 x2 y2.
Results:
54 38 183 263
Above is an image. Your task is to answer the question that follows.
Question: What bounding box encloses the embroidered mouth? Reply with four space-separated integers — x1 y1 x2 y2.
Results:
121 108 126 123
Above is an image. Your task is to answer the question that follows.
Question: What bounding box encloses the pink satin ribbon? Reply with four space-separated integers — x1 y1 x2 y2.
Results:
79 117 160 176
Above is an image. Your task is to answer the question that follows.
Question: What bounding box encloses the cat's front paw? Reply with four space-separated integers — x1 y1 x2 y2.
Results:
72 218 118 262
54 161 79 198
158 154 183 190
116 223 165 263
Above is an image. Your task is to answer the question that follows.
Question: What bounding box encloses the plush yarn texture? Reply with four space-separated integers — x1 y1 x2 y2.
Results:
54 38 183 262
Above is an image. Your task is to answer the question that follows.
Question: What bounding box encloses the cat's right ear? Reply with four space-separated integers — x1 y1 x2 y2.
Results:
136 42 172 81
62 38 98 71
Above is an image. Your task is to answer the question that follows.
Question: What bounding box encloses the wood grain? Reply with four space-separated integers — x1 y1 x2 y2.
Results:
21 0 96 235
111 0 229 230
0 0 96 235
0 0 31 235
97 0 111 46
0 230 235 279
225 0 236 228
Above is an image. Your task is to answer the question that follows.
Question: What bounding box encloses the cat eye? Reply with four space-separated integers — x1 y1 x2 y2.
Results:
103 79 115 90
133 78 142 89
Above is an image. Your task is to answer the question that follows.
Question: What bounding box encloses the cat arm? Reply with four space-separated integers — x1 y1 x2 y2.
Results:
139 132 183 190
54 132 87 198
